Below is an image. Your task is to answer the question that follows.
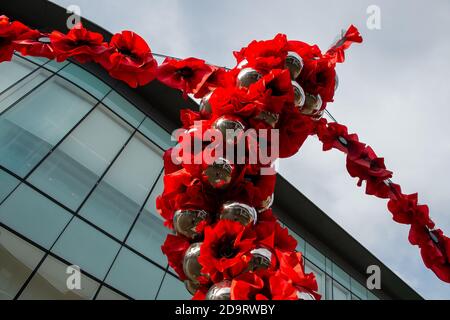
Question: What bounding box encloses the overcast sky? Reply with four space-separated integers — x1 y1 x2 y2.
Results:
51 0 450 299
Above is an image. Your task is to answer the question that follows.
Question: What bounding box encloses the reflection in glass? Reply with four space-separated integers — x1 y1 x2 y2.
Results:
304 259 326 298
332 281 351 300
126 177 169 266
157 274 191 300
0 56 38 94
95 286 128 300
103 91 145 127
105 248 165 300
0 184 71 249
52 218 121 279
138 117 175 151
0 227 44 300
0 169 19 203
80 133 162 240
0 76 97 177
58 63 110 100
28 105 133 210
19 256 99 300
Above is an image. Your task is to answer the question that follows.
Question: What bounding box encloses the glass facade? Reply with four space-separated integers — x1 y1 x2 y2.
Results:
0 54 379 300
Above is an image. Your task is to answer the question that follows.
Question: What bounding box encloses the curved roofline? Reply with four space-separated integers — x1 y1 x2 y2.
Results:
1 0 422 300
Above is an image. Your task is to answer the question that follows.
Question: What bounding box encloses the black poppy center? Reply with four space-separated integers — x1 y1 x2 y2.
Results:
177 67 194 78
0 36 8 46
74 39 91 47
215 237 238 259
118 47 138 60
267 81 284 96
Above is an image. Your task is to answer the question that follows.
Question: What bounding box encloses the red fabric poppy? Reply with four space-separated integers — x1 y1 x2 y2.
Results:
346 143 393 197
161 234 191 280
387 193 434 228
156 57 216 98
0 16 34 62
234 33 288 72
194 67 233 99
163 148 183 175
50 23 108 63
325 25 363 64
156 169 216 228
13 31 55 60
315 119 352 152
277 105 316 158
255 221 298 252
101 31 157 88
230 271 270 300
199 220 256 282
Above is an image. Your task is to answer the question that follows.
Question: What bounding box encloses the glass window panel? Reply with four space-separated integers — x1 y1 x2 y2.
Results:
289 230 305 254
332 263 351 290
332 281 351 300
103 91 145 127
351 294 361 300
304 259 325 298
79 133 162 240
305 243 326 271
325 274 333 300
28 105 133 210
51 218 121 279
96 286 128 300
0 68 51 114
350 277 368 300
43 60 69 73
138 117 175 150
0 184 72 249
105 248 165 300
58 63 110 100
157 274 191 300
0 55 38 94
0 76 97 177
367 290 380 300
0 169 19 203
19 256 99 300
18 54 49 66
325 257 333 275
0 227 45 300
126 177 169 266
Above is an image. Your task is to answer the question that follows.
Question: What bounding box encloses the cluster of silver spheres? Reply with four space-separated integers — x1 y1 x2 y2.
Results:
181 51 327 300
175 196 276 299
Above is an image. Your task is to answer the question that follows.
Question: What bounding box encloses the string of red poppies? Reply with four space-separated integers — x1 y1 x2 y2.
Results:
1 15 449 293
314 119 450 283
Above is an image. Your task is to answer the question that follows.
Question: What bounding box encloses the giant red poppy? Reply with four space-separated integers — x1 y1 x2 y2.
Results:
0 16 34 62
387 192 434 228
50 23 108 63
199 220 256 282
161 234 191 280
234 33 288 72
101 31 157 88
156 57 216 99
231 271 271 300
13 31 55 60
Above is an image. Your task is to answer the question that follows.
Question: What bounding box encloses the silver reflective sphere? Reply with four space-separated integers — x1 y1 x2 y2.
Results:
255 111 280 128
199 91 213 117
297 286 317 300
236 59 248 69
301 93 323 115
206 281 231 300
219 202 257 226
311 109 325 121
285 51 304 80
203 158 234 189
258 194 274 213
173 209 211 239
292 81 306 107
237 68 262 88
212 115 246 145
183 243 204 282
249 247 273 271
185 280 201 296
